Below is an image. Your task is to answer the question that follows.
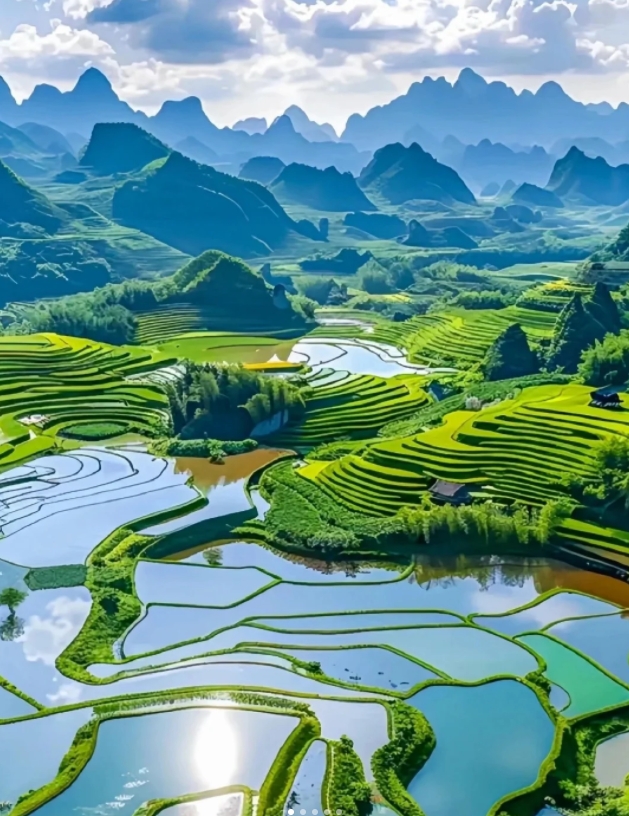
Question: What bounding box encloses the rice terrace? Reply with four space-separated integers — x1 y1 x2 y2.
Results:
6 55 629 816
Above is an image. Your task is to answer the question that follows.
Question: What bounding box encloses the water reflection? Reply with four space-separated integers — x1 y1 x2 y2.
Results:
195 709 238 790
165 792 244 816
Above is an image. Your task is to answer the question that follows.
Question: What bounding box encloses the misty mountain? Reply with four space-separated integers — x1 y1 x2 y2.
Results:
112 151 316 258
283 106 338 142
546 147 629 205
359 142 475 205
457 139 554 190
512 183 563 209
342 68 629 152
233 117 268 135
175 136 218 165
239 156 286 184
17 123 75 156
271 163 375 211
80 123 170 175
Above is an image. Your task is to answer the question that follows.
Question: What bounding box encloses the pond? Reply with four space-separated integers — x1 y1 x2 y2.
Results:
33 707 299 816
286 339 430 377
518 634 629 717
0 685 35 719
283 645 438 691
304 698 389 779
121 620 537 683
285 740 326 816
594 732 629 787
0 707 93 806
170 541 405 585
473 592 619 637
407 680 555 816
134 562 277 608
161 791 245 816
545 613 629 683
0 448 198 567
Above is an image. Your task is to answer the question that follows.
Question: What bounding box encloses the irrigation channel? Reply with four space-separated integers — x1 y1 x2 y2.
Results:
1 343 629 815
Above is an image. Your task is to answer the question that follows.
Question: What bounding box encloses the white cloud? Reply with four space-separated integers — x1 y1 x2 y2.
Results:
63 0 111 19
0 19 114 61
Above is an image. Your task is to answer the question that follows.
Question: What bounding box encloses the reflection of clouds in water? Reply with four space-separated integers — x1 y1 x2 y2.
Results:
468 583 537 616
46 681 83 705
19 595 91 666
175 793 244 816
518 597 588 628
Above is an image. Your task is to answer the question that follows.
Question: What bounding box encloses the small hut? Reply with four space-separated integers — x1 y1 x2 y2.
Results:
429 480 472 506
590 388 622 409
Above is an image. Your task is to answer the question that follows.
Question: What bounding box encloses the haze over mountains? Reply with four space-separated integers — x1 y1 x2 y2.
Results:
1 66 629 192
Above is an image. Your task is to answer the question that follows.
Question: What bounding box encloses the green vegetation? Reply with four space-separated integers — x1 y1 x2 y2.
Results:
10 251 311 345
0 333 170 465
60 421 130 440
372 702 436 816
257 715 320 816
112 152 317 258
358 142 475 205
271 163 376 212
80 123 170 175
326 736 372 816
166 361 304 440
10 719 98 816
149 437 258 459
0 158 67 235
24 564 87 590
484 324 539 380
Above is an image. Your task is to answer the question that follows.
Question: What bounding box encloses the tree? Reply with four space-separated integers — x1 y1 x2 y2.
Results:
483 324 538 381
0 587 27 615
548 294 597 373
588 281 621 334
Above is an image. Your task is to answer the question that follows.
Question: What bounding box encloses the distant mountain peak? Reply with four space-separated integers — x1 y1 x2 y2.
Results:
74 67 114 94
455 67 488 94
158 96 205 116
268 115 298 135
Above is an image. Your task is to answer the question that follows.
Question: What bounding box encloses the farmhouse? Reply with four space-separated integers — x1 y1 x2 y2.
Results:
590 388 623 409
429 480 473 506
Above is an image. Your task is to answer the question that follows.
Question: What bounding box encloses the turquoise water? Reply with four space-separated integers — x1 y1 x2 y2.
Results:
286 740 326 815
34 707 298 815
518 634 629 717
407 680 555 816
546 613 629 683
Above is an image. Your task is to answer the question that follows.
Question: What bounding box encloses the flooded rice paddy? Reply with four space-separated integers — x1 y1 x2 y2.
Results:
1 447 629 816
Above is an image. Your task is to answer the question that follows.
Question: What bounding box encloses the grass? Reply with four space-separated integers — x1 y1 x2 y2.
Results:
0 333 173 465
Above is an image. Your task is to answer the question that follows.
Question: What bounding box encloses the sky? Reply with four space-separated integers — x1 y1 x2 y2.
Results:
1 0 629 130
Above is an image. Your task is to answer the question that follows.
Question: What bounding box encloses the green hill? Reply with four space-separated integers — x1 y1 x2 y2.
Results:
358 142 476 205
80 123 170 175
546 147 629 205
0 159 67 233
512 183 563 209
239 156 285 184
343 211 407 239
271 163 376 211
11 250 311 344
112 151 312 257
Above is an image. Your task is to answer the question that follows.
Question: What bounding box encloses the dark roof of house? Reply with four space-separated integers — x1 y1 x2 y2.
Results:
429 480 470 498
591 388 622 399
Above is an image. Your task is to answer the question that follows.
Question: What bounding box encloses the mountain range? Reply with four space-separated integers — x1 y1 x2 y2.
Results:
1 67 629 183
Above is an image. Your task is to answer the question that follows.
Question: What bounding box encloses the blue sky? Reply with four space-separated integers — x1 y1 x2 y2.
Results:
1 0 628 128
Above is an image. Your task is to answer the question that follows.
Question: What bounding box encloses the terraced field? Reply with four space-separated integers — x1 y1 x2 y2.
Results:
314 304 557 367
2 443 629 816
0 333 172 465
274 372 430 446
302 383 629 519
